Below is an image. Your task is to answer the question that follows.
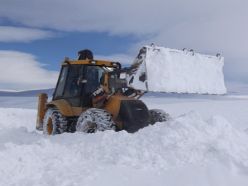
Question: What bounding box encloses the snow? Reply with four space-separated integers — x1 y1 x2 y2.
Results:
129 46 226 94
0 95 248 186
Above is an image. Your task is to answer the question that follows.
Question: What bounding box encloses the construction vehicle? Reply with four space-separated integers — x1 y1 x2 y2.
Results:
36 45 226 135
36 48 170 135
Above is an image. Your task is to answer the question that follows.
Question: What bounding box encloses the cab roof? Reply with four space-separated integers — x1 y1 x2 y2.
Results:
62 58 121 69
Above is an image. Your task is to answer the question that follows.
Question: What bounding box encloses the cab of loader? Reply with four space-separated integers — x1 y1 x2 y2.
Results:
52 59 120 108
53 64 102 107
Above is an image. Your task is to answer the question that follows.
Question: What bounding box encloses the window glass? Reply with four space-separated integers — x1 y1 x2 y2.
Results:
64 65 84 97
54 66 68 98
84 66 104 94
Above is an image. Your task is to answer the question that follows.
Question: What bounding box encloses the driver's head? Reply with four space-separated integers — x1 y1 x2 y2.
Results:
78 49 94 60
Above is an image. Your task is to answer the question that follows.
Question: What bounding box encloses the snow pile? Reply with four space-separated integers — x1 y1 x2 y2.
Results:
0 108 36 130
130 45 226 94
0 108 248 186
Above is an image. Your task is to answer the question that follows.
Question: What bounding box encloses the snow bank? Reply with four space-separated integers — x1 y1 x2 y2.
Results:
130 46 226 94
0 108 36 131
0 108 248 186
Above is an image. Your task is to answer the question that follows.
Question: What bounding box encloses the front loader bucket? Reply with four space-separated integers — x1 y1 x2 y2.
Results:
127 45 226 95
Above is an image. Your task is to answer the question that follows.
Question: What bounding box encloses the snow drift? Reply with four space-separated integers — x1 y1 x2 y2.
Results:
129 45 226 94
0 108 247 186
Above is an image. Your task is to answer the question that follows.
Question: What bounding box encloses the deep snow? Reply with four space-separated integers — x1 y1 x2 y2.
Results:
0 95 248 186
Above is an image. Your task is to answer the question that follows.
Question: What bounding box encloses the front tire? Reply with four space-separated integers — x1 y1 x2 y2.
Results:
43 108 67 135
76 108 116 133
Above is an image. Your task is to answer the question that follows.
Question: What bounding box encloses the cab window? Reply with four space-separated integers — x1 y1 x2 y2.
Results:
54 66 68 98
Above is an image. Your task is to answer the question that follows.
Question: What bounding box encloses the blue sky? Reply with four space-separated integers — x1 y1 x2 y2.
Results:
0 30 138 70
0 0 247 90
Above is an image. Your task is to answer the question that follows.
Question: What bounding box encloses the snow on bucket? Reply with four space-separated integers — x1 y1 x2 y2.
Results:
128 45 226 94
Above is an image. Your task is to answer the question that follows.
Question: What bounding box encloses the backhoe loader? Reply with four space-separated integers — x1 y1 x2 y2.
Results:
36 45 226 135
36 48 169 134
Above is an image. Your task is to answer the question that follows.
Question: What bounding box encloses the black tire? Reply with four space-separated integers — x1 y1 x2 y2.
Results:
43 108 67 135
149 109 170 124
76 108 116 133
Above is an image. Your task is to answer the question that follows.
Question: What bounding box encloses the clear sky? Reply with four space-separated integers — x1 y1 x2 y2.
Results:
0 0 247 90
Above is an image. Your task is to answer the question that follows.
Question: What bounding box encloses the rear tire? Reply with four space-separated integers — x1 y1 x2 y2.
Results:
76 108 116 133
43 108 67 135
149 109 170 124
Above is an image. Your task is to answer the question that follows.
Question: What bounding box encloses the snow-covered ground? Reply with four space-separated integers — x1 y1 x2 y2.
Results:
0 94 248 186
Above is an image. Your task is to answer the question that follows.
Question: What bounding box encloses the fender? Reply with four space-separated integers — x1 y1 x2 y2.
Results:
47 99 74 116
